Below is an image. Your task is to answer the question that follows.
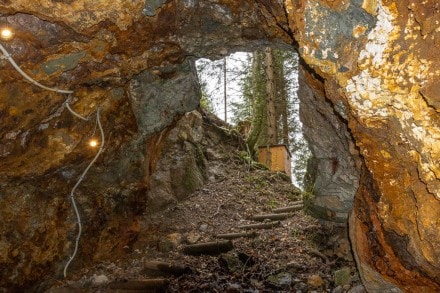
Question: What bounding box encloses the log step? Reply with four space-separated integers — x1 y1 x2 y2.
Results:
108 288 162 293
250 212 294 221
108 278 168 291
143 261 190 276
215 231 258 240
272 204 303 213
182 240 233 256
236 221 280 230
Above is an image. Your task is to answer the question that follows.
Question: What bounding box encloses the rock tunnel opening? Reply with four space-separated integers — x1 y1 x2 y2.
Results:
192 47 361 225
195 50 312 189
0 0 439 291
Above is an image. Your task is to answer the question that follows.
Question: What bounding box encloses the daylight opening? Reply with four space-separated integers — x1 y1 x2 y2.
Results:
196 49 311 188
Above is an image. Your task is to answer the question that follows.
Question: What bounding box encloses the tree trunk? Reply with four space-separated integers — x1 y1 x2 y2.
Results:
247 50 266 153
265 47 277 145
278 55 290 146
223 57 227 123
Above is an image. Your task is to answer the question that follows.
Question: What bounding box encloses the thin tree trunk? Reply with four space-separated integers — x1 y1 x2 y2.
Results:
247 50 265 153
223 57 227 123
278 57 290 147
265 47 277 145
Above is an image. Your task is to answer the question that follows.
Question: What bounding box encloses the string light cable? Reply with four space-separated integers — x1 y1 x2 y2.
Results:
63 107 105 278
0 39 105 277
65 102 89 121
0 43 73 94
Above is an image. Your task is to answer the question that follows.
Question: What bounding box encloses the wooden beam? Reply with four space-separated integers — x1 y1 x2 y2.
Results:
108 278 168 291
272 204 303 213
215 231 258 240
143 261 190 276
236 221 280 230
182 240 233 256
250 213 294 221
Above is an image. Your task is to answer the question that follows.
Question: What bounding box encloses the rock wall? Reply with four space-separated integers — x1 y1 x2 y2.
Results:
0 0 439 291
288 1 440 291
299 64 360 224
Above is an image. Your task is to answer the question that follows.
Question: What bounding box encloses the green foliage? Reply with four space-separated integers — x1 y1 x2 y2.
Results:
196 54 252 123
196 50 311 190
301 182 315 210
267 198 279 209
236 150 252 164
246 50 268 154
291 228 301 238
246 174 269 190
200 91 214 112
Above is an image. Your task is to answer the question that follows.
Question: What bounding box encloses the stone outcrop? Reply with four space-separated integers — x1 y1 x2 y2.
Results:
299 64 361 224
289 1 440 291
0 0 439 291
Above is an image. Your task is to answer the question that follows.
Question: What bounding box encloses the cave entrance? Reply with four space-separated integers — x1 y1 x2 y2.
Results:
195 49 311 189
190 47 361 284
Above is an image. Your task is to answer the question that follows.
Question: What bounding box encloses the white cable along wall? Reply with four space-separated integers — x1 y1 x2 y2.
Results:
0 41 105 277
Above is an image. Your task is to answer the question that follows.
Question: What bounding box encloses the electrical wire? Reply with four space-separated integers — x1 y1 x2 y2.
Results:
0 40 105 278
63 107 105 278
65 102 89 121
0 43 73 94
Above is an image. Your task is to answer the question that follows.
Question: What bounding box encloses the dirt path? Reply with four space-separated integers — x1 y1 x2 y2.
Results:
50 158 364 292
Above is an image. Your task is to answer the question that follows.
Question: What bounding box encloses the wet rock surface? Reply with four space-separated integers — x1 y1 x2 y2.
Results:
0 0 439 291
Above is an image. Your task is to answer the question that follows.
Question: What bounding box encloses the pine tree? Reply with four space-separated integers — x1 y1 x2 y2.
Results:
196 50 311 188
264 47 278 145
274 50 290 146
247 50 267 153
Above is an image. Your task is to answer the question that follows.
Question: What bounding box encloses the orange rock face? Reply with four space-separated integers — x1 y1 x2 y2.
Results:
0 0 438 291
292 0 439 291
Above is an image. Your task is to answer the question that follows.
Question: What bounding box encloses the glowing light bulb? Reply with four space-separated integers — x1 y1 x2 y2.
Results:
0 28 14 40
89 139 98 147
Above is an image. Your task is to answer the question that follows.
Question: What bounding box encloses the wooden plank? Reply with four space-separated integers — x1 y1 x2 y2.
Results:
182 240 233 256
215 231 258 240
108 278 168 291
250 212 294 221
272 204 303 213
236 221 280 230
108 288 160 293
143 261 190 276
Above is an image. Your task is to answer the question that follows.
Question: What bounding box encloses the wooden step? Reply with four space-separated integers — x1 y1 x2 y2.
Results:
108 278 168 291
182 240 233 256
215 231 258 240
108 288 162 293
236 221 280 230
272 204 303 213
250 212 294 221
143 261 190 276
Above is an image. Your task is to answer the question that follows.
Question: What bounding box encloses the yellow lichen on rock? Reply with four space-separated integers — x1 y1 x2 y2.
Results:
362 0 378 16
